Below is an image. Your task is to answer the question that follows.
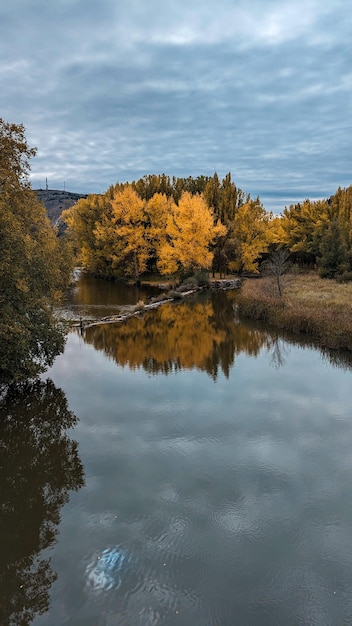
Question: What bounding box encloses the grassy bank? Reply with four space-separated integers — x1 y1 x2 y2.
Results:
237 273 352 350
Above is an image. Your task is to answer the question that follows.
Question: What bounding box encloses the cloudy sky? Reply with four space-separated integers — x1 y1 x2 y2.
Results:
1 0 351 212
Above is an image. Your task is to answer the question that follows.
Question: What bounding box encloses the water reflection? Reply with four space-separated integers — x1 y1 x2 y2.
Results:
81 293 267 379
79 290 352 378
61 272 159 320
0 379 84 626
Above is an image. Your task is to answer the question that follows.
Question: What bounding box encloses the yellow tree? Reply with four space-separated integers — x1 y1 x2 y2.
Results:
94 186 149 283
232 199 271 273
157 192 227 275
62 193 112 274
145 193 172 271
267 214 287 247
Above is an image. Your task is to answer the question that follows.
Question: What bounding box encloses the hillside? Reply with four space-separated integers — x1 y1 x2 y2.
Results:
35 189 88 226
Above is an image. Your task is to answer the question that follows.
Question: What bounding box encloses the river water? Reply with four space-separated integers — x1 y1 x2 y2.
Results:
2 273 352 625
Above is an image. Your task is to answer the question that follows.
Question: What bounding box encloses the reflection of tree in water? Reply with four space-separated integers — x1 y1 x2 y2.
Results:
83 292 268 379
265 334 290 369
0 379 84 626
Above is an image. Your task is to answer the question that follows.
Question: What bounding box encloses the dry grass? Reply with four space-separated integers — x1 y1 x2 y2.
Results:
237 272 352 350
284 272 352 305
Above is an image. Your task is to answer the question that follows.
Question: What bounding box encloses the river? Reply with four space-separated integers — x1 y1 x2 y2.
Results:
2 272 352 625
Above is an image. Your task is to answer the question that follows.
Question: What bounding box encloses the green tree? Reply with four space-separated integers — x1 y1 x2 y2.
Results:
329 185 352 264
317 219 350 278
282 199 329 264
219 172 244 223
0 119 71 384
204 172 221 217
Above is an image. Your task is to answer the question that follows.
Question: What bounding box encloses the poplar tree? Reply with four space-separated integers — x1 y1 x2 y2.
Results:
94 186 150 283
157 192 227 275
232 199 271 273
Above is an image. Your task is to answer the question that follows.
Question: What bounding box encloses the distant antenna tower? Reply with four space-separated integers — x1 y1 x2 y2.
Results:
46 177 48 191
64 180 66 192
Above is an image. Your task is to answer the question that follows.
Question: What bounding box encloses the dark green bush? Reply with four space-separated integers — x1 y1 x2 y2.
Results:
337 271 352 283
168 290 183 299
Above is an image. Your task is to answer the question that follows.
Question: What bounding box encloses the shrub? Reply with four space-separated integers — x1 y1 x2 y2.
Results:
183 270 210 287
196 270 210 287
337 271 352 283
150 293 169 303
167 290 183 300
176 283 196 292
134 300 145 311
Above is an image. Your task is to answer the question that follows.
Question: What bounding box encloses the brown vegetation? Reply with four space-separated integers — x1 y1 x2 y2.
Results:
237 272 352 350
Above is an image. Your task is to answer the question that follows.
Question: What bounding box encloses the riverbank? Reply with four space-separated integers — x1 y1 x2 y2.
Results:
237 273 352 350
71 272 241 329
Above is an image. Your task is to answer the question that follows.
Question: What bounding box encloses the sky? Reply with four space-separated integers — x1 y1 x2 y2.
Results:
1 0 351 213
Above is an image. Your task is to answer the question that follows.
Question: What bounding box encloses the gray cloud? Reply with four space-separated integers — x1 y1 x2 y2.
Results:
1 0 351 211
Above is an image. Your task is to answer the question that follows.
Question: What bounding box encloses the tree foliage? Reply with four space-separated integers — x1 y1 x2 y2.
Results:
317 219 350 278
232 199 272 273
157 192 227 275
281 188 352 278
0 119 72 384
282 199 329 263
94 186 150 282
62 165 352 283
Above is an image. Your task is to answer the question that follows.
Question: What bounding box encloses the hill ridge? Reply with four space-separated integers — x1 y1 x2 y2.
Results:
34 188 89 226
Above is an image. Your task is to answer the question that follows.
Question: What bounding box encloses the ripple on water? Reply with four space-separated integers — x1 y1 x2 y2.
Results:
148 514 195 564
83 540 214 625
118 576 213 626
85 545 133 596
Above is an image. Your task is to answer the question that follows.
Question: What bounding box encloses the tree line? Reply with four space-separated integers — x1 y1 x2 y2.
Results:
63 175 352 283
281 189 352 279
2 115 352 384
62 173 274 281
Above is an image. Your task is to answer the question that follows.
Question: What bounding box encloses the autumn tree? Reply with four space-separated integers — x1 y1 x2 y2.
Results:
63 192 113 275
282 199 329 265
157 192 227 275
94 186 150 283
145 193 172 271
232 198 271 273
329 186 352 245
0 119 72 384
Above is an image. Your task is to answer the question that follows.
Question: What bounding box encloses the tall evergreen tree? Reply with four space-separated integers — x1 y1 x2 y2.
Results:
317 219 350 278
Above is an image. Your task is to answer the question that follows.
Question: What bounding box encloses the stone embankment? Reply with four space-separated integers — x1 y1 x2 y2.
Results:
211 279 241 290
